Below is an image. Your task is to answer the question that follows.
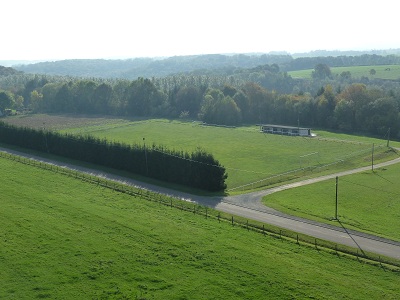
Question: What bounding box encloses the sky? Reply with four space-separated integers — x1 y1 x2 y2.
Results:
2 0 399 61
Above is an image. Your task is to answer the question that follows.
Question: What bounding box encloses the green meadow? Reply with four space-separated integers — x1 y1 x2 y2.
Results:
1 157 399 299
54 118 397 191
288 64 400 80
263 164 400 241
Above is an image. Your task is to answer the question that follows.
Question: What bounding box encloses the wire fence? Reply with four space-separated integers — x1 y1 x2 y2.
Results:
1 150 398 269
229 144 386 192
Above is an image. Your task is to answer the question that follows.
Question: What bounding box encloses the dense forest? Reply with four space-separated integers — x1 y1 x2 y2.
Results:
1 52 400 139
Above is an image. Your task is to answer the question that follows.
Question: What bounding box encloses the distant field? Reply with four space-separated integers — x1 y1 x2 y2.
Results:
3 114 399 191
288 64 400 80
1 157 399 299
264 164 400 241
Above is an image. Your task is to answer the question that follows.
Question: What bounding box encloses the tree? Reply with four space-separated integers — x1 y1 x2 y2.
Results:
337 83 371 130
314 84 336 127
41 82 63 112
199 89 242 125
0 90 14 112
216 96 242 126
222 85 237 98
30 90 43 111
357 97 399 136
126 78 165 117
13 95 24 111
175 86 202 118
232 90 249 120
340 71 351 81
72 80 97 113
312 64 332 80
92 83 112 114
55 83 73 112
334 99 354 131
242 82 274 123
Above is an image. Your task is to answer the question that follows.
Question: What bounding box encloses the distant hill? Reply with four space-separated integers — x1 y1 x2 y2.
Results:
13 54 292 79
0 65 22 76
11 50 400 79
292 48 400 58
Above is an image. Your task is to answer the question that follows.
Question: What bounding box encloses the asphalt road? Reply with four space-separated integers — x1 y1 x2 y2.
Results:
1 146 400 260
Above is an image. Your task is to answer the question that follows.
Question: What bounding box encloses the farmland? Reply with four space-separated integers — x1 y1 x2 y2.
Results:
263 164 400 241
4 114 398 191
1 156 399 299
288 64 400 80
2 114 400 241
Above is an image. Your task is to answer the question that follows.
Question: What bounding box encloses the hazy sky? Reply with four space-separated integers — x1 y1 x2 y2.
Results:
2 0 399 60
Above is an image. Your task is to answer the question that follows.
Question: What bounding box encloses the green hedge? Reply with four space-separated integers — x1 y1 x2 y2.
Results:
0 121 227 191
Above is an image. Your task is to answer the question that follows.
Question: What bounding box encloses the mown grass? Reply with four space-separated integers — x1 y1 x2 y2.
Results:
288 64 400 80
263 163 400 241
4 115 399 191
0 157 399 299
54 118 398 189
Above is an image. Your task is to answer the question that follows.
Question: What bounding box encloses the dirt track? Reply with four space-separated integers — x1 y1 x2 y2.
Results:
1 146 400 259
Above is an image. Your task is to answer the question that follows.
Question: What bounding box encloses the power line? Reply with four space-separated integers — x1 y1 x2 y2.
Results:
340 178 400 196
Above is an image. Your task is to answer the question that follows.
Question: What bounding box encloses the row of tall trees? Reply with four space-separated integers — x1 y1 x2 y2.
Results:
0 121 227 191
1 67 400 138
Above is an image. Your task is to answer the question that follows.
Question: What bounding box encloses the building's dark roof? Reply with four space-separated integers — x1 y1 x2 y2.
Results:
261 124 311 130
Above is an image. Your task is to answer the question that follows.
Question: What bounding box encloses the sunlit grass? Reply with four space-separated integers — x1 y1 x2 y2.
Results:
60 119 398 189
263 164 400 241
288 64 400 80
1 157 399 299
4 115 399 191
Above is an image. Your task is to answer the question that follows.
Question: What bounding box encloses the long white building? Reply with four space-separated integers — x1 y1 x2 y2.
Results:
260 124 312 137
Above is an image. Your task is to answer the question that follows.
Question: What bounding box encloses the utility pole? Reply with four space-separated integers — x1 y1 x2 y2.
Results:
297 112 300 135
387 127 390 147
372 143 374 171
143 137 148 175
335 176 338 220
43 122 49 153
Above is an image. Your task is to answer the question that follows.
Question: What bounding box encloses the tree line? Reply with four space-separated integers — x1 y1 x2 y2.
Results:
1 67 400 138
0 121 227 192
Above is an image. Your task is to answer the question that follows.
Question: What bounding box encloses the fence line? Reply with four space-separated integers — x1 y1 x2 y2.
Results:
0 150 397 269
229 144 386 192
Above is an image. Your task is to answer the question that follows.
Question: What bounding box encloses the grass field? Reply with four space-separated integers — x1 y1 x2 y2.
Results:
3 115 399 191
3 114 400 242
1 157 399 299
288 64 400 80
60 119 399 190
263 164 400 241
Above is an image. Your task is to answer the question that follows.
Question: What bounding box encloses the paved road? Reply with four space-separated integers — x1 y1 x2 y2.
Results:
1 146 400 260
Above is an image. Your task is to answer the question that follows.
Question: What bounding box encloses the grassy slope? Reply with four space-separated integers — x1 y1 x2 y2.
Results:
57 119 398 189
288 64 400 79
4 115 399 190
1 157 399 299
263 164 400 241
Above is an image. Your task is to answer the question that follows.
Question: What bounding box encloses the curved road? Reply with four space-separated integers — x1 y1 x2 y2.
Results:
1 146 400 260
